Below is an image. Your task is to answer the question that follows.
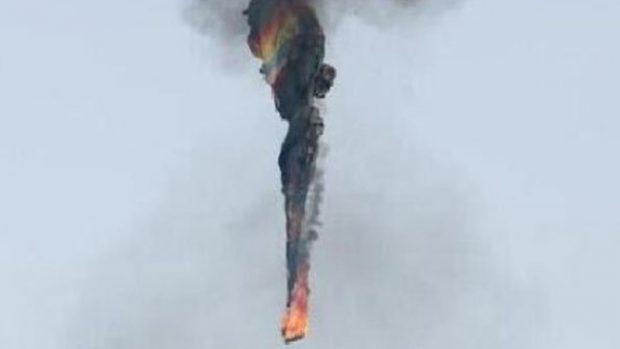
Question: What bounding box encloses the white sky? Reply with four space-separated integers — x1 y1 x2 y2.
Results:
0 0 619 348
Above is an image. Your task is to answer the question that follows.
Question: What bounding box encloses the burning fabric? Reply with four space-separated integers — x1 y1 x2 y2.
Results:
243 0 336 343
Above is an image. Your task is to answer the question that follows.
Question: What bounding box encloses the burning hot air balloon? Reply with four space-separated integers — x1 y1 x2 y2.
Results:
244 0 336 343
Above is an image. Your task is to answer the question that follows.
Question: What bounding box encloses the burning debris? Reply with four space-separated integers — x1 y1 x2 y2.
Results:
243 0 336 343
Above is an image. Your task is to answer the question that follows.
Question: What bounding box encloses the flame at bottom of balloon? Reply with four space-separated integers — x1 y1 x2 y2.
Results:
281 280 309 344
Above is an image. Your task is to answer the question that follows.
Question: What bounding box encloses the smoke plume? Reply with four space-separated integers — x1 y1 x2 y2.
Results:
186 0 460 41
184 0 461 343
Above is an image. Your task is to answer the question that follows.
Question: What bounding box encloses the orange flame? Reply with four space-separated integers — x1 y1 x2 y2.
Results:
250 3 299 86
281 267 310 343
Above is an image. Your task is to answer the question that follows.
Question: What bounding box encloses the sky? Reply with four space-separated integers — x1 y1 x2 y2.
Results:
0 0 619 348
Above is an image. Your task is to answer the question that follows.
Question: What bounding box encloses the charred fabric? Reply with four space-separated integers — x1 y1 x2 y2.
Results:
243 0 336 344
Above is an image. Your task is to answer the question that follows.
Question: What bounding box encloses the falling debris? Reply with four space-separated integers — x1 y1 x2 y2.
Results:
243 0 336 343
